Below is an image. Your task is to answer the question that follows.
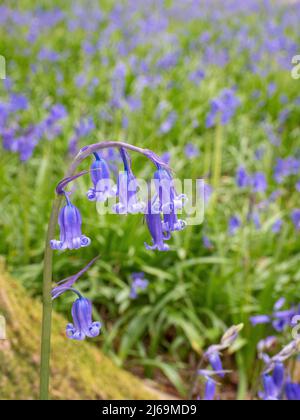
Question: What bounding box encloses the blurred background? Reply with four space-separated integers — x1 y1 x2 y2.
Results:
0 0 300 400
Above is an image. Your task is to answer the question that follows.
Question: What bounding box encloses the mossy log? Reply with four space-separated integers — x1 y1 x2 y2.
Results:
0 266 161 400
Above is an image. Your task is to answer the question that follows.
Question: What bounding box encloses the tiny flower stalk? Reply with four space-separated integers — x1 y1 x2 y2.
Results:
39 141 182 400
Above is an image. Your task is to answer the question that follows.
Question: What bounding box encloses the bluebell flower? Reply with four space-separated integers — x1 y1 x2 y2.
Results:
228 215 241 235
261 374 279 400
198 182 213 207
160 111 177 134
255 147 265 160
47 104 67 123
204 378 216 401
189 69 205 86
250 298 299 332
251 172 267 193
250 315 271 326
50 194 91 251
145 204 170 252
113 148 145 214
162 207 186 234
161 152 171 165
203 235 213 250
291 209 300 231
274 157 300 183
206 88 240 128
75 117 95 137
66 295 101 341
87 153 116 202
272 219 283 233
9 93 28 112
251 211 261 230
52 260 100 341
153 167 186 213
273 363 285 390
268 82 277 96
185 143 199 159
207 352 224 378
130 273 149 299
236 166 249 188
285 383 300 400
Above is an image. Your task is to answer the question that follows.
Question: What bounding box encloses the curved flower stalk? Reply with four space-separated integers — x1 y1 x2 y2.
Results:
189 324 243 400
40 141 185 400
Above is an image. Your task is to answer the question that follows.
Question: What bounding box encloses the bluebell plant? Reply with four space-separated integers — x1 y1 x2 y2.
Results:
40 141 187 400
259 339 300 400
190 324 243 400
251 300 300 400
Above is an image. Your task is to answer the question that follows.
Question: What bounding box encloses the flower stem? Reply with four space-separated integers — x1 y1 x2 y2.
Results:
39 195 62 400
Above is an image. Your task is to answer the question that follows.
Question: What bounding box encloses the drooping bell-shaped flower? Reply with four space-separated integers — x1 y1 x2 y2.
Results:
262 374 279 400
145 203 170 252
113 148 145 214
87 152 116 201
162 206 186 234
50 195 91 251
130 272 149 299
203 378 216 401
273 362 285 390
208 352 225 378
152 167 186 213
66 295 101 341
285 382 300 400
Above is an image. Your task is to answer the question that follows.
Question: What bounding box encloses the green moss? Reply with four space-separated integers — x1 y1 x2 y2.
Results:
0 266 159 400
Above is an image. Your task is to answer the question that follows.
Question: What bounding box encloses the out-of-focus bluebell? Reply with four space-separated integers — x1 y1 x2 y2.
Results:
130 273 149 299
185 143 199 159
291 209 300 231
228 215 241 236
206 88 240 128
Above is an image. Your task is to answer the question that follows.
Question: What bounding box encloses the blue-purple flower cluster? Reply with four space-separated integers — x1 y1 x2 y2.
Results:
1 99 67 161
196 325 243 400
50 144 187 339
250 298 300 333
251 300 300 400
51 147 187 254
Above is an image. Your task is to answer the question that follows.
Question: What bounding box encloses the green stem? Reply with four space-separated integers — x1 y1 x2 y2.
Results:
212 122 223 190
39 196 62 400
20 164 30 264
